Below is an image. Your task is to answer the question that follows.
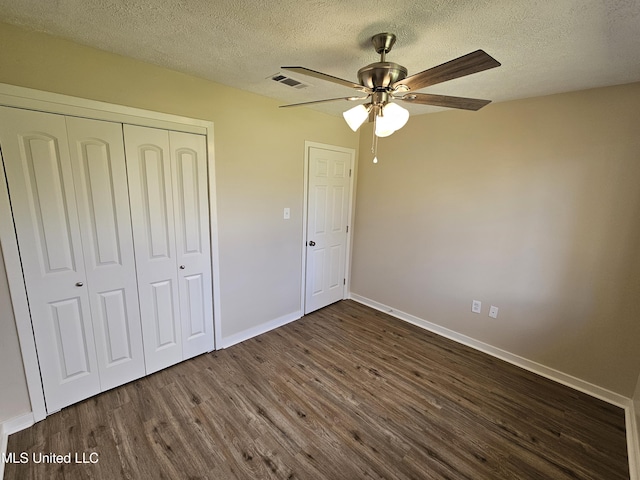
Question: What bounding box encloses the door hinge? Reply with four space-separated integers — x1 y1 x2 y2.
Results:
349 169 352 177
346 225 349 233
343 278 346 285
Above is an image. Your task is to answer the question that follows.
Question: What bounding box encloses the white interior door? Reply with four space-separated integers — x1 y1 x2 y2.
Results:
66 117 146 390
124 124 183 374
304 145 352 314
0 107 101 412
169 131 214 359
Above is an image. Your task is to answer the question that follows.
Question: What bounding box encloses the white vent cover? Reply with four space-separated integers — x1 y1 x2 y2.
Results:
268 73 309 89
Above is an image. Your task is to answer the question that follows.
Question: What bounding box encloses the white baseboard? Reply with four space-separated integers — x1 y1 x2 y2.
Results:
219 310 302 349
1 412 34 480
349 294 628 407
628 401 640 480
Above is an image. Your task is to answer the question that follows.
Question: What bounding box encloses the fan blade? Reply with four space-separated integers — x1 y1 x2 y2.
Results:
392 50 500 92
279 96 368 108
282 66 369 92
400 93 491 111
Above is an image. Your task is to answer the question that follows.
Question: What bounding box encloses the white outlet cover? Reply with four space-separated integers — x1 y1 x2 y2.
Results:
283 207 290 219
489 306 499 318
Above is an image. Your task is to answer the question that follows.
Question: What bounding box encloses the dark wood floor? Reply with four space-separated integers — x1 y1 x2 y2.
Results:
5 300 629 479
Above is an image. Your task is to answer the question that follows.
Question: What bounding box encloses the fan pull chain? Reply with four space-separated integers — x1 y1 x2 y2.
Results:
372 112 378 164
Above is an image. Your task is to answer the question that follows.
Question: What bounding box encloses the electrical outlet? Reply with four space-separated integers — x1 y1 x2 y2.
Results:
471 300 481 314
489 306 499 318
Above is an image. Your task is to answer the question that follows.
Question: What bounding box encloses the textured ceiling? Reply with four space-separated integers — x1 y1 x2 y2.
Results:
1 0 640 116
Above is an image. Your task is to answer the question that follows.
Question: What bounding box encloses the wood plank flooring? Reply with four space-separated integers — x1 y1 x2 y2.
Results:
5 300 629 479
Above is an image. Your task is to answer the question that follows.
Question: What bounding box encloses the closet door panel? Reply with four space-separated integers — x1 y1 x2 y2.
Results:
150 280 179 346
124 124 182 374
66 117 146 389
0 107 100 412
170 131 214 358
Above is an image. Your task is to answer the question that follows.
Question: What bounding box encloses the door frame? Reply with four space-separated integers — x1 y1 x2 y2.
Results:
300 141 357 314
0 83 222 422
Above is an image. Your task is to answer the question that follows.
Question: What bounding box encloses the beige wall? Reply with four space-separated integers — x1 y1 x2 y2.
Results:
351 82 640 396
0 22 358 417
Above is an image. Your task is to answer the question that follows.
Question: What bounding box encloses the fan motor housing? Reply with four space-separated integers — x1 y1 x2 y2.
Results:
358 62 408 89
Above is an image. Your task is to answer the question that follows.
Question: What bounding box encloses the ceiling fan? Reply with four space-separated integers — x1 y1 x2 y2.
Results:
280 33 501 138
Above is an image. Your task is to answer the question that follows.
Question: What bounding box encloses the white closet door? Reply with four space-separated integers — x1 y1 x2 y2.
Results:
66 117 146 389
124 124 183 374
169 131 214 359
0 106 100 412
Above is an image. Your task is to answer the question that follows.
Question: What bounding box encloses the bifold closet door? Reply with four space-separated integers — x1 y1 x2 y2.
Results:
169 131 214 360
0 108 148 411
124 125 213 373
66 117 146 390
0 107 100 412
124 125 183 373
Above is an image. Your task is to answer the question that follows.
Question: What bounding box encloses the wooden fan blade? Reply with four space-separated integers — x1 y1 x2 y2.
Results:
282 66 369 91
400 93 492 111
279 96 368 108
392 50 500 92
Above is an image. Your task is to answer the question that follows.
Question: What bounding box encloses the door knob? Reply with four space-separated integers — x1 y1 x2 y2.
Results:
75 282 84 287
179 265 186 269
308 240 316 246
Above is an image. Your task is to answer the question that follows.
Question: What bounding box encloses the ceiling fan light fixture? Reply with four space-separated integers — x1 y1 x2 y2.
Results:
375 102 410 137
343 104 370 131
383 102 410 129
281 34 500 121
374 122 395 137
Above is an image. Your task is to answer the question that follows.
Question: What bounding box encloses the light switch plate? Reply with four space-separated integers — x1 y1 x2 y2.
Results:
471 300 481 313
489 306 499 318
283 207 290 219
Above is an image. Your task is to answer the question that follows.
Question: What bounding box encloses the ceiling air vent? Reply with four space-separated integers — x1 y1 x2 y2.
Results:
268 73 309 89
